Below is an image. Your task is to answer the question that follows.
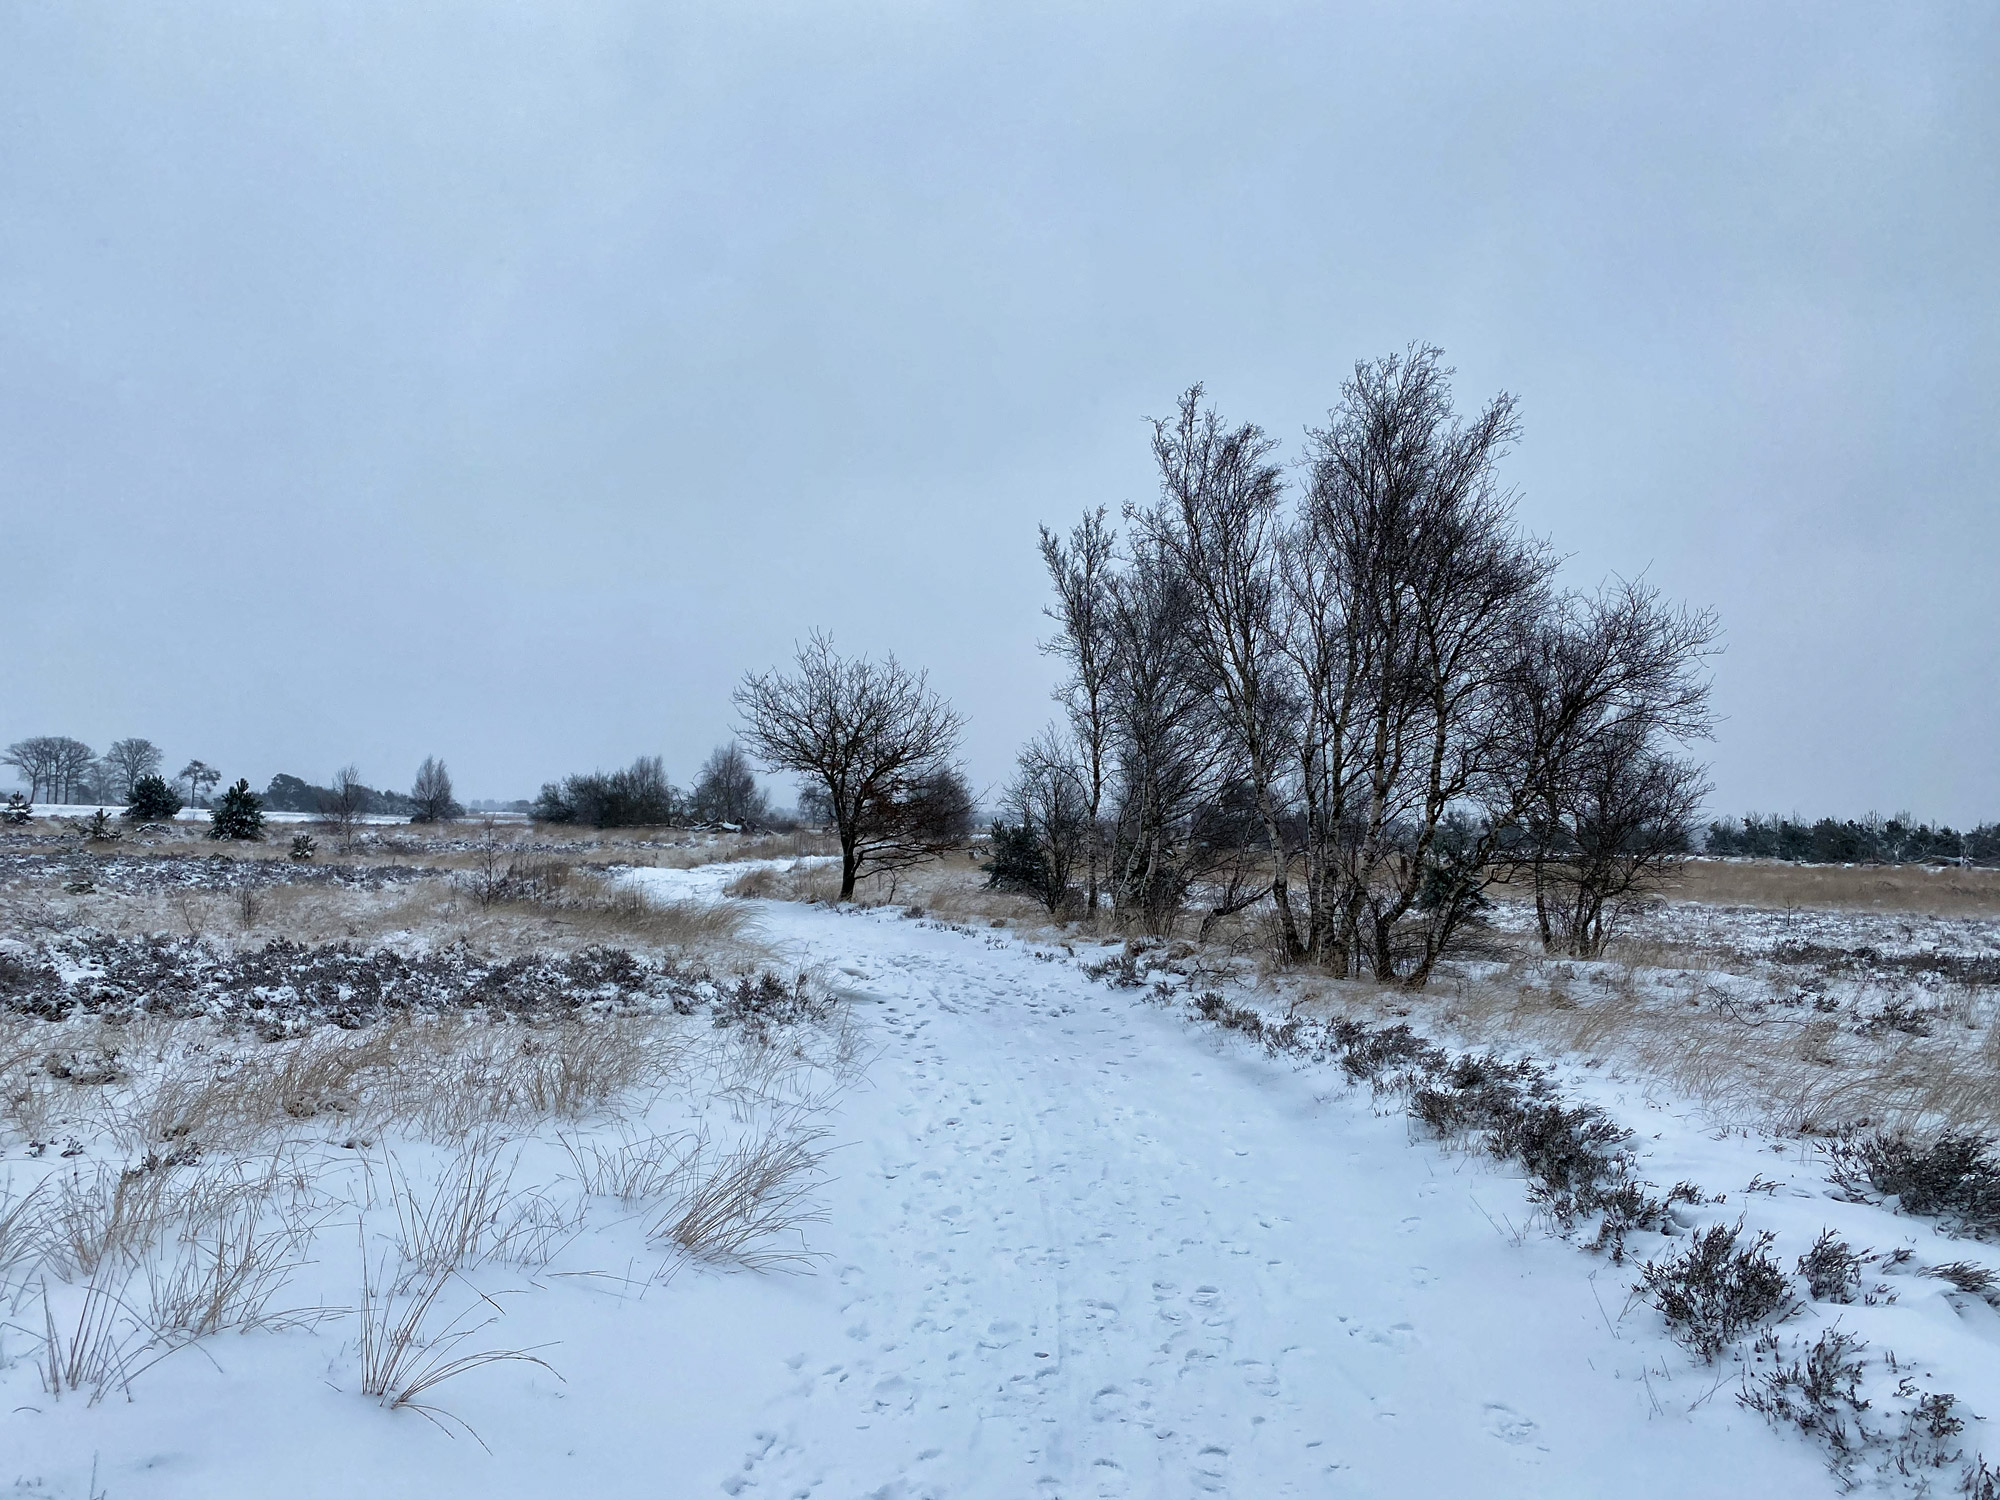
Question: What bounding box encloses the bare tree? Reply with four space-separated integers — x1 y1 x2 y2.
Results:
1297 345 1556 983
1102 534 1231 933
409 757 462 823
101 738 163 802
1027 351 1720 984
33 737 99 804
319 763 367 852
690 743 769 825
3 738 61 801
1039 508 1117 911
1132 387 1302 954
736 634 971 900
1525 728 1708 956
1500 580 1719 955
178 759 220 809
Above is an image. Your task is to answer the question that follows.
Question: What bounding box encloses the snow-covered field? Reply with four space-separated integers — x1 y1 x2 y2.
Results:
4 858 2000 1496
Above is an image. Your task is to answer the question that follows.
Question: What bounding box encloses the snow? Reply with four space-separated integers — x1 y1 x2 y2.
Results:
7 860 1997 1496
14 805 411 826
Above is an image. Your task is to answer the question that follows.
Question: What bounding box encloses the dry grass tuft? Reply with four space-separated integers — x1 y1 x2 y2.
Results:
355 1242 558 1444
652 1112 830 1270
558 1126 700 1203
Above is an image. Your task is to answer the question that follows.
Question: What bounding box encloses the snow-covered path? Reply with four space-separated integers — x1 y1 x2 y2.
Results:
691 894 1829 1499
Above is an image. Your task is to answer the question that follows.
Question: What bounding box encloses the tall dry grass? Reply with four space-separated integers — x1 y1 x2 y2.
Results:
1376 952 2000 1140
1664 859 2000 917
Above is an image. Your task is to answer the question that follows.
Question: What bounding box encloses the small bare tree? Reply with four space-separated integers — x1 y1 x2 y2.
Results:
1102 534 1230 934
100 739 163 802
1501 579 1719 956
409 757 462 823
319 764 367 852
736 634 971 900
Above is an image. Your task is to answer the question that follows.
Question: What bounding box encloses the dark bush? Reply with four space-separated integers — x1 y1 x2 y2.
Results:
124 774 183 821
207 779 264 841
1739 1329 1872 1464
984 819 1045 889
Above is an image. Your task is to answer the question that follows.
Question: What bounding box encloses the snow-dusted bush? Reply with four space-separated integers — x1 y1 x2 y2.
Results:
1833 1130 2000 1239
1638 1221 1798 1361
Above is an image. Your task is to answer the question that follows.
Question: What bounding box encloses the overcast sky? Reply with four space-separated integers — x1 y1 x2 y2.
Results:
3 2 1994 820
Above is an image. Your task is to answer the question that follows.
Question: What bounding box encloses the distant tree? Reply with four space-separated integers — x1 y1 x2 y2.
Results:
690 743 768 825
207 778 264 840
178 760 221 809
124 775 184 821
319 764 367 852
794 781 833 826
52 738 96 803
532 757 679 828
409 757 463 823
736 633 971 900
262 773 325 813
101 739 163 802
2 739 57 800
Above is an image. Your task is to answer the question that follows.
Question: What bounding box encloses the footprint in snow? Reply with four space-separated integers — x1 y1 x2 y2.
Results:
1191 1444 1231 1494
1090 1384 1129 1421
1092 1457 1131 1497
1483 1402 1541 1445
1235 1358 1279 1396
980 1319 1021 1348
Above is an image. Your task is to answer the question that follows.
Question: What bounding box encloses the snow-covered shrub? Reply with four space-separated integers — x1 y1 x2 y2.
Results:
1793 1228 1905 1306
1739 1329 1872 1468
1740 1329 1972 1488
1833 1130 2000 1239
712 971 828 1039
1638 1220 1798 1361
289 833 317 861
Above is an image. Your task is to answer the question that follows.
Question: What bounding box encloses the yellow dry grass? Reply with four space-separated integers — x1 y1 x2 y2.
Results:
1659 859 2000 916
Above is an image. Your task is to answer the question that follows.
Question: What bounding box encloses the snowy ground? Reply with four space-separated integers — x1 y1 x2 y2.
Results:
6 860 1999 1496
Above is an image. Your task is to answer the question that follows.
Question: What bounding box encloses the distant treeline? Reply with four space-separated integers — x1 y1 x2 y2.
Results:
263 773 415 817
1703 814 2000 866
534 746 773 829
